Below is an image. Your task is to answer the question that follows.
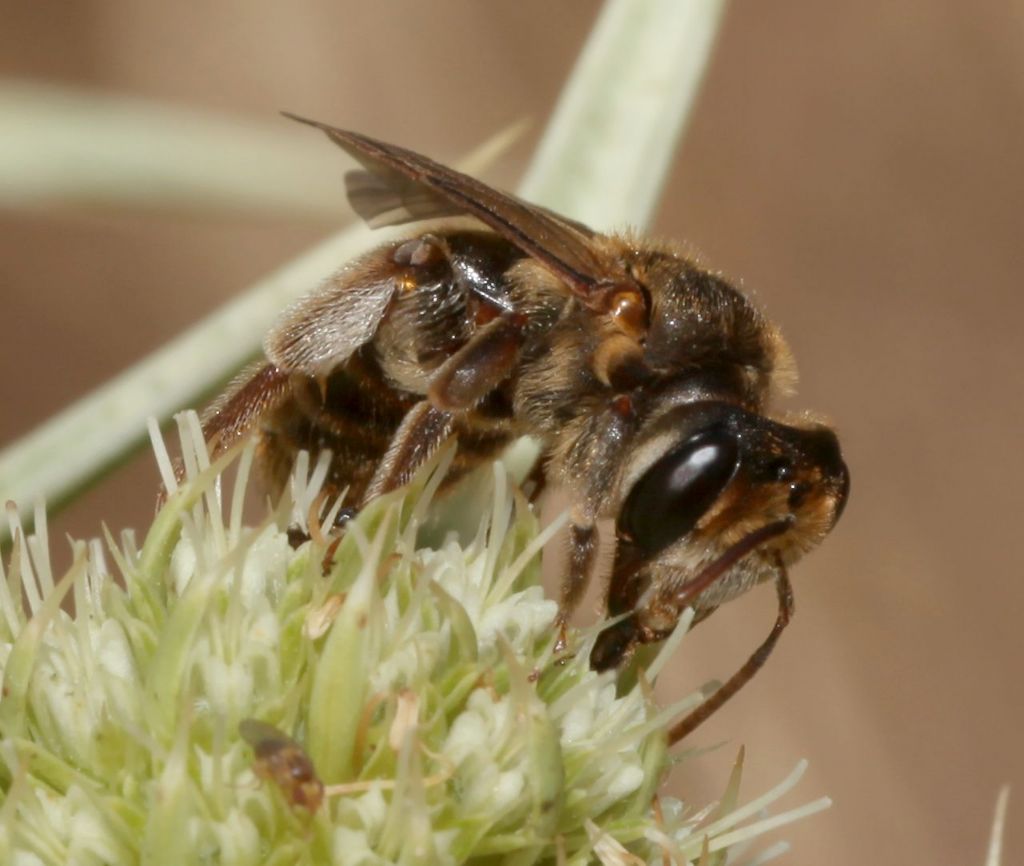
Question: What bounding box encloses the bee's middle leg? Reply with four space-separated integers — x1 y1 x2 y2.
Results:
363 401 454 503
427 314 526 411
364 314 527 503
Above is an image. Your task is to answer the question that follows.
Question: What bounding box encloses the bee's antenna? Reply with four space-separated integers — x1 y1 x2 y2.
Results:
668 548 794 745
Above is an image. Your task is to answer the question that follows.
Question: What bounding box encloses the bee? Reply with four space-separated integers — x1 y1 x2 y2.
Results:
205 116 849 742
239 718 324 813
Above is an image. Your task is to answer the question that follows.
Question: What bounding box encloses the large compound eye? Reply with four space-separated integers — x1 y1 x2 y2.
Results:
618 429 739 556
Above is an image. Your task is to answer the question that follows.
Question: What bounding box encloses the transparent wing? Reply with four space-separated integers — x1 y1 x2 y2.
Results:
284 113 610 302
344 166 465 228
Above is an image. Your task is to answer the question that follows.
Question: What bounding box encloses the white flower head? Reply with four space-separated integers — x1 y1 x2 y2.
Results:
0 413 828 865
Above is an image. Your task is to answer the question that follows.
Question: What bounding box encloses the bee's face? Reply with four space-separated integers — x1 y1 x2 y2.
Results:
602 401 848 642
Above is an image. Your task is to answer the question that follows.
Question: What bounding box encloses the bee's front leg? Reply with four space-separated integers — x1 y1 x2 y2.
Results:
554 519 598 654
593 532 795 743
555 395 638 653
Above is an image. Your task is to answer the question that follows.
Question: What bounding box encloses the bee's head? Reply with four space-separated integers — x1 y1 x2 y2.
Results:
591 400 848 670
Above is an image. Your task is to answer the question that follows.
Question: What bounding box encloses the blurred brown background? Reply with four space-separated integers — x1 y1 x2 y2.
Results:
2 2 1021 864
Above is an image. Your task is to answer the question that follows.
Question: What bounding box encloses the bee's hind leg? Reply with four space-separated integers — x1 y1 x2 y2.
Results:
155 361 289 504
201 362 291 458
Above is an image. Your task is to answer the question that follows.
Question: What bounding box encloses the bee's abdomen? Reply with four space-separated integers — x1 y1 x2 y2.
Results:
259 349 416 503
